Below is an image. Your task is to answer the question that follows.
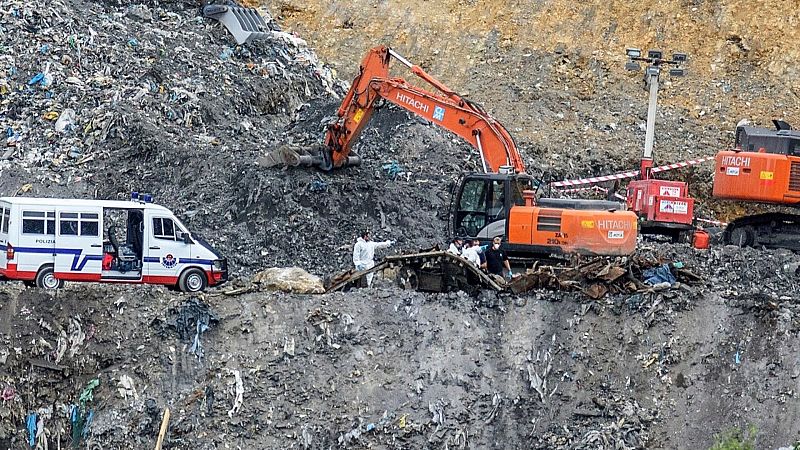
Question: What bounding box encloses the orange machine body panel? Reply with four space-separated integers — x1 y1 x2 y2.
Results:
713 150 800 205
507 206 638 256
627 179 694 225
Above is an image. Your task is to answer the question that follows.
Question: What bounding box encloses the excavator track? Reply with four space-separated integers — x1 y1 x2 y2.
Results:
325 251 504 294
724 212 800 251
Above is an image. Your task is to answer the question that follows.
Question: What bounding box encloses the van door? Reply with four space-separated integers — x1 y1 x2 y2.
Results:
17 208 56 277
0 203 11 271
144 213 189 285
55 206 103 281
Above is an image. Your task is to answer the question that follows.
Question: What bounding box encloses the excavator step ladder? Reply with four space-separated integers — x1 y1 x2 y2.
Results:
202 3 270 45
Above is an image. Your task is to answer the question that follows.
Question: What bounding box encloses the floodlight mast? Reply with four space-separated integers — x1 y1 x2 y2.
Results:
624 49 687 178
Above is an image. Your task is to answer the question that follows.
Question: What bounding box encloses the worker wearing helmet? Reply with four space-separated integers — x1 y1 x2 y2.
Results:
353 230 394 287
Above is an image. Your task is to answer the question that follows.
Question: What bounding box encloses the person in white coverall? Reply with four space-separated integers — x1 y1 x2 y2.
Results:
447 237 464 255
461 239 484 267
353 231 395 287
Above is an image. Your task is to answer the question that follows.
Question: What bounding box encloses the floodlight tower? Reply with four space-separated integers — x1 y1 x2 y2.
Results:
624 48 687 178
623 48 695 242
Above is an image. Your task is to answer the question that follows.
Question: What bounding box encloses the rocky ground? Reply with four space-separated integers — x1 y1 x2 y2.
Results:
2 0 800 449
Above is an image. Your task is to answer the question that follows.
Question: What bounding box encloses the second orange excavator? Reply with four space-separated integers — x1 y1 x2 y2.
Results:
714 120 800 249
270 45 638 257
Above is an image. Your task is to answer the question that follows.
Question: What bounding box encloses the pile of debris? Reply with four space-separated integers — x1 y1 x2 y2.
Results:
0 0 482 278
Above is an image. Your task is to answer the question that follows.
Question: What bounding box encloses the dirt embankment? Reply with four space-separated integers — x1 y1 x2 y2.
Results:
263 0 800 198
3 244 800 449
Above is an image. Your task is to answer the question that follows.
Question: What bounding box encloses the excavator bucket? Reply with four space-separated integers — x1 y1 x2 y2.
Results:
202 3 270 45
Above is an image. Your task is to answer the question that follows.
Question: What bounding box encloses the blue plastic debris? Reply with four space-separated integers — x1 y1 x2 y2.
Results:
219 47 234 60
381 160 403 179
366 423 376 432
735 351 741 365
27 73 45 86
39 44 50 54
309 178 328 192
127 38 139 47
83 410 94 438
26 413 37 447
643 264 676 285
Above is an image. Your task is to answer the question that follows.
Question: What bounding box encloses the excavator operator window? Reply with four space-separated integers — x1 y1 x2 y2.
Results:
790 140 800 157
489 180 506 220
454 178 488 237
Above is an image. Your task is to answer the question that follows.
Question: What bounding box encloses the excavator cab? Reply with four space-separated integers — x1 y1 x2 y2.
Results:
452 173 638 256
452 173 535 239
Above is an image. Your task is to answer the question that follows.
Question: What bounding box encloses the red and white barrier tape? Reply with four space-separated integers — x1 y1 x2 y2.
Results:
551 155 715 188
557 185 609 194
651 156 716 173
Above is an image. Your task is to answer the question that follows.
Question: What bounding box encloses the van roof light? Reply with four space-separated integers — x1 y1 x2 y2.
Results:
143 194 153 203
131 191 139 200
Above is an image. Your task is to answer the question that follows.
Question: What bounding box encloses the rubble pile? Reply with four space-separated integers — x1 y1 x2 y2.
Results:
1 0 479 278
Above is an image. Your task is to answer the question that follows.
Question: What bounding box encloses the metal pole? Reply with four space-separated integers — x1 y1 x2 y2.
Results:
641 72 659 178
388 49 413 68
475 131 488 173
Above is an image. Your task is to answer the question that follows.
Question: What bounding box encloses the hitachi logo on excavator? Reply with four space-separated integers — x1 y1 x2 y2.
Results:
596 220 633 231
396 93 429 113
721 155 751 167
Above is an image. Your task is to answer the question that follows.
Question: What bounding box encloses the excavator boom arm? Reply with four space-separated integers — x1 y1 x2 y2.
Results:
324 46 525 173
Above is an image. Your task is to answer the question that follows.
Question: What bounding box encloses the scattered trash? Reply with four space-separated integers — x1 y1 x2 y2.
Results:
71 379 99 446
226 369 244 418
55 108 76 133
117 375 138 401
168 298 219 359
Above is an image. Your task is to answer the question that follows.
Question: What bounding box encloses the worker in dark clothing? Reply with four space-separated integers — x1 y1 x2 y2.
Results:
484 236 511 278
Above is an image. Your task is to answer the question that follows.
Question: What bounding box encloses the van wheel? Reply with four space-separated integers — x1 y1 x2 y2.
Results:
179 268 207 293
36 266 64 289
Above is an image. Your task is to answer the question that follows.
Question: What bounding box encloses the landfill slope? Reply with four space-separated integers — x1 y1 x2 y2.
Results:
2 244 800 449
0 0 480 276
2 1 800 449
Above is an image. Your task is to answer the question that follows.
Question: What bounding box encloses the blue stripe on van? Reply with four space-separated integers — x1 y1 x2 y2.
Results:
143 257 213 266
178 258 214 265
9 246 103 271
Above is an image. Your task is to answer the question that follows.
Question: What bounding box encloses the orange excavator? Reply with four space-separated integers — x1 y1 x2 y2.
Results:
274 45 638 256
714 120 800 249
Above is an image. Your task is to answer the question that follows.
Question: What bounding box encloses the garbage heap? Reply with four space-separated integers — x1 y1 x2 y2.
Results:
2 0 471 277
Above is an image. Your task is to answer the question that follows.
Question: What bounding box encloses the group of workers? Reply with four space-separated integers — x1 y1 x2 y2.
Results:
352 230 512 288
447 236 511 279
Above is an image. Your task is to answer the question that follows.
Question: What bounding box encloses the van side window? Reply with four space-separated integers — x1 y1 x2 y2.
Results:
60 212 79 235
153 217 177 240
23 211 56 235
80 213 99 237
2 208 10 233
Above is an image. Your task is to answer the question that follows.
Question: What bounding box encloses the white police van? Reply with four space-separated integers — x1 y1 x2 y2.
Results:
0 194 228 292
